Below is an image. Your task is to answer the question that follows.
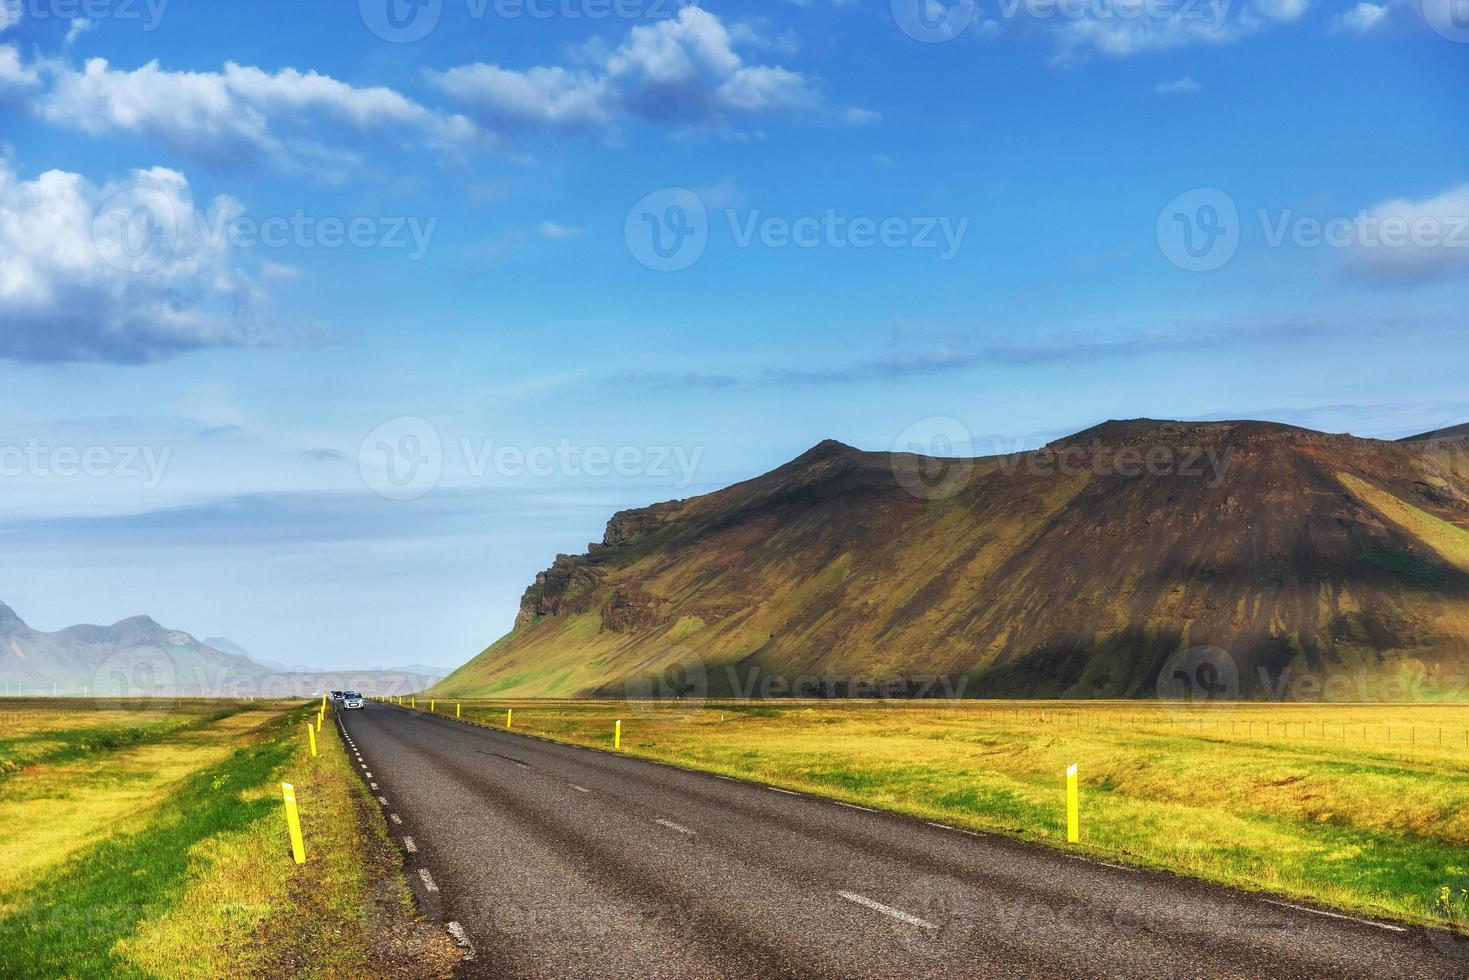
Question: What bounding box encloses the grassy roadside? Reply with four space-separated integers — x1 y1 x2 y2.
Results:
0 699 245 782
0 700 455 978
420 697 1469 934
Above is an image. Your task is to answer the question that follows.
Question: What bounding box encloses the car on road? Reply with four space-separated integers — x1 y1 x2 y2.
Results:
342 692 364 710
329 690 344 703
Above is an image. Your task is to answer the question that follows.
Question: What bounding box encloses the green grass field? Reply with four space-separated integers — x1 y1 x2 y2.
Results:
0 698 453 979
421 697 1469 934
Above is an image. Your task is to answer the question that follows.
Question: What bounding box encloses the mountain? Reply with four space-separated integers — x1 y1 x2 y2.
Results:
434 419 1469 700
204 639 451 682
203 636 253 659
1401 422 1469 441
0 606 443 698
0 608 268 697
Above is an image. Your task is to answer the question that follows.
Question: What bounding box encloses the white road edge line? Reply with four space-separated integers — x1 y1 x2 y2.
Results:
446 921 477 962
370 782 379 790
377 796 388 805
836 890 937 930
418 869 439 892
926 821 958 832
403 836 417 853
836 802 876 812
571 785 590 793
655 818 694 835
389 814 402 825
1261 900 1406 932
767 787 798 796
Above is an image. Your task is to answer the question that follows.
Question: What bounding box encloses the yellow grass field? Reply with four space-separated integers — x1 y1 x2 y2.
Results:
426 697 1469 933
0 698 453 979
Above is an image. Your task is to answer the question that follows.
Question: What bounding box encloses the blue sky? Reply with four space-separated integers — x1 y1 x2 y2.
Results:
0 0 1465 669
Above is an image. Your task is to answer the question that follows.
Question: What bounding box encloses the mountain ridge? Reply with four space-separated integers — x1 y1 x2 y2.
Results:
435 418 1469 700
0 603 444 697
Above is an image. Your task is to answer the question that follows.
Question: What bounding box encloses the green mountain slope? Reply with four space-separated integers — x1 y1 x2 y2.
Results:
435 420 1469 700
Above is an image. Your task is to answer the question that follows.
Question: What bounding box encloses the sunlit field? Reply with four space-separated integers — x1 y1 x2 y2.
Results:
424 697 1469 933
0 698 451 979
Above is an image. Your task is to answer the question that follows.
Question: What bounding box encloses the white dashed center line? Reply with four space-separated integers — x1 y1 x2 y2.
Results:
655 818 693 835
836 891 937 930
418 869 439 892
571 785 590 793
377 796 388 805
389 813 402 825
370 782 378 790
403 836 417 853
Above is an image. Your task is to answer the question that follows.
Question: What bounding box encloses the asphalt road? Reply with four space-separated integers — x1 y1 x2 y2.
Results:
337 702 1467 979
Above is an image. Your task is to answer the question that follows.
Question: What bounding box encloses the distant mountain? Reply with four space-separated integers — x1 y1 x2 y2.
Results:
435 419 1469 700
0 606 266 697
203 636 253 659
204 637 448 681
1401 422 1469 441
0 605 442 698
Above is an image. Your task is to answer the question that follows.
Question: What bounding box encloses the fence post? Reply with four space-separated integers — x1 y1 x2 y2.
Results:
1066 764 1079 844
281 783 306 864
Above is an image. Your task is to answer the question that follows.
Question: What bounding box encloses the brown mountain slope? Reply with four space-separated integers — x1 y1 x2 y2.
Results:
435 420 1469 700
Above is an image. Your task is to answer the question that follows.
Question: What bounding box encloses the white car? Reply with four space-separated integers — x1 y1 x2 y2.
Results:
342 692 365 710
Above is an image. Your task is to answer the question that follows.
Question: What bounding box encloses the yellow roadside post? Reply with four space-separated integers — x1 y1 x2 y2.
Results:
1066 764 1079 844
411 697 416 708
281 783 306 864
316 709 323 733
430 699 436 713
506 708 513 728
456 702 461 719
614 719 622 751
306 723 317 757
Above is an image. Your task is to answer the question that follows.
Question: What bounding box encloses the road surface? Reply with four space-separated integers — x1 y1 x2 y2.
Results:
337 702 1466 978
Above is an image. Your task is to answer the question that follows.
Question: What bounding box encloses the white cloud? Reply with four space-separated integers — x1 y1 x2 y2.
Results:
429 7 863 133
66 17 96 45
1155 76 1202 94
538 220 585 239
0 162 273 363
430 65 611 130
0 44 36 89
0 0 18 34
1046 0 1308 63
39 59 487 175
1345 183 1469 284
1331 0 1405 32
